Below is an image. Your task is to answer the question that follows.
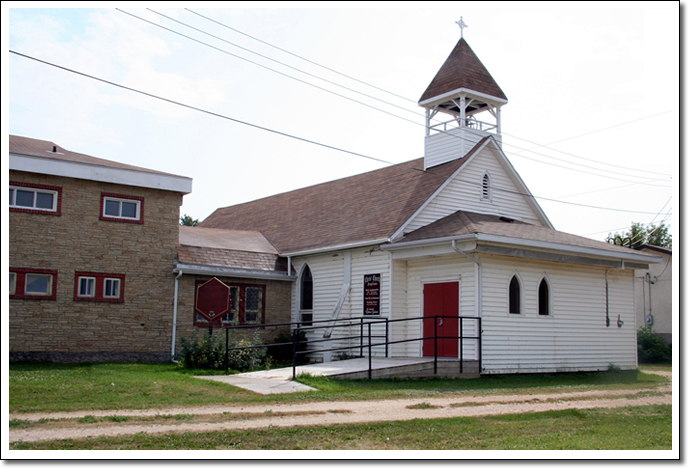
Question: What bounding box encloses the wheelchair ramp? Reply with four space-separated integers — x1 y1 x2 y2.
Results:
198 357 479 394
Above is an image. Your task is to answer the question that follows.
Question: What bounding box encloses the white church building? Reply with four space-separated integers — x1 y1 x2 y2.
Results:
197 36 661 374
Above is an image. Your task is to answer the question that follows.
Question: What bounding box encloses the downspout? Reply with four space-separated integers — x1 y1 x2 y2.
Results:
171 270 183 362
605 268 611 327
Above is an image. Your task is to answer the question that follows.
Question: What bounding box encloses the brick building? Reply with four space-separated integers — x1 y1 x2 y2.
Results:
9 135 192 363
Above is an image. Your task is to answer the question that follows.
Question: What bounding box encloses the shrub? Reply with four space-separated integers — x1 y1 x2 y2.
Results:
637 326 671 363
178 329 267 371
267 330 308 365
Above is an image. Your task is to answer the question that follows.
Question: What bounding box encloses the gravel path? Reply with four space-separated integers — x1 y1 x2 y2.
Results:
9 370 672 443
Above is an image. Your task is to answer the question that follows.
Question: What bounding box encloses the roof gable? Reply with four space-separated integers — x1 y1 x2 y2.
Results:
396 137 552 238
419 38 507 104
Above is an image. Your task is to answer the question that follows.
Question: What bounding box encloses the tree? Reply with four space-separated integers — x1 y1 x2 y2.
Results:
607 221 671 249
180 214 199 227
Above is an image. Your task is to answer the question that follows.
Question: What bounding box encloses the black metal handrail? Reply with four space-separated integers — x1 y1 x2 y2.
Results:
215 315 482 380
292 315 481 379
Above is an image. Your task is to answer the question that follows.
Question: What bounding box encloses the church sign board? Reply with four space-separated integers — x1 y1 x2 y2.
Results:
363 273 381 315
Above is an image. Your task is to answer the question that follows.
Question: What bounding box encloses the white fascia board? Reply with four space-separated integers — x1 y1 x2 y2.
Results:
390 138 493 242
281 238 390 258
483 139 554 229
10 153 193 194
419 88 508 108
175 263 296 281
475 233 664 264
382 234 478 251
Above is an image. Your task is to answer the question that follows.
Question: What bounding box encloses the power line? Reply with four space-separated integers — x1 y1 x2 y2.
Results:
552 178 672 200
116 9 423 128
8 50 393 167
146 8 422 119
122 8 672 188
501 128 672 177
9 49 672 218
185 8 417 104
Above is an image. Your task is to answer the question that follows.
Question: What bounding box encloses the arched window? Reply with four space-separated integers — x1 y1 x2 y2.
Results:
299 265 313 325
482 173 492 201
509 275 521 314
538 278 550 316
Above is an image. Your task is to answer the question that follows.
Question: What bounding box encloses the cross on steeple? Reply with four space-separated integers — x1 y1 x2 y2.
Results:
456 17 467 39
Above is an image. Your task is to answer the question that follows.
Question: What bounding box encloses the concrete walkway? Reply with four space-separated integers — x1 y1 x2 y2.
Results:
197 357 430 394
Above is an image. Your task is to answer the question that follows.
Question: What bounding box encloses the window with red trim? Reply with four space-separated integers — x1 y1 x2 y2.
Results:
10 268 58 300
9 182 62 216
194 281 265 327
74 272 126 302
100 193 144 224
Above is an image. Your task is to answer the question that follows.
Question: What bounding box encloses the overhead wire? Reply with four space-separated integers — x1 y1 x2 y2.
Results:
182 9 673 181
116 9 422 128
123 8 672 188
9 48 673 220
185 8 417 104
116 8 663 186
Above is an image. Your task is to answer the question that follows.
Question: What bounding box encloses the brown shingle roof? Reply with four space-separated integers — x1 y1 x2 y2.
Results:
200 146 482 254
178 226 286 272
9 134 177 176
177 245 287 272
179 226 278 254
396 211 659 258
419 38 507 103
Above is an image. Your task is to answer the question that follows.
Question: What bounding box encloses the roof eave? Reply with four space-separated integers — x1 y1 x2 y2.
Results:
282 237 391 258
419 88 508 108
10 153 193 194
382 233 662 264
174 263 295 281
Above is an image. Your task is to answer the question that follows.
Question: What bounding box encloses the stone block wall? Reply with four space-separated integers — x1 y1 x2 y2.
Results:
174 274 293 357
9 170 183 363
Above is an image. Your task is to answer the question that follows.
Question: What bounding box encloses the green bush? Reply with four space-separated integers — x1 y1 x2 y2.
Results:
178 329 267 371
267 330 308 365
637 326 671 363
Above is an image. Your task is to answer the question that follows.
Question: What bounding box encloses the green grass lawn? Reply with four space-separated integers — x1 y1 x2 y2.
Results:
10 405 671 450
9 362 669 414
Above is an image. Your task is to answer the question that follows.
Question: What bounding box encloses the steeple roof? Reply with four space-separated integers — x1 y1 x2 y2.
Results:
419 38 507 104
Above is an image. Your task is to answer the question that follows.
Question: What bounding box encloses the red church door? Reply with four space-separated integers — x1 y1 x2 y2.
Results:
422 282 459 358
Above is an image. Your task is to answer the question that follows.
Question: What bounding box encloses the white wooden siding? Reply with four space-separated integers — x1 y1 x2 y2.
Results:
401 254 476 358
291 248 392 359
479 255 637 373
425 127 502 169
407 146 542 234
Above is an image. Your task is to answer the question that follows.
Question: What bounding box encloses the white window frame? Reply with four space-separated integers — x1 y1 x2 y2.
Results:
24 273 54 296
103 278 121 299
9 185 58 212
102 197 141 221
9 272 17 295
77 276 96 298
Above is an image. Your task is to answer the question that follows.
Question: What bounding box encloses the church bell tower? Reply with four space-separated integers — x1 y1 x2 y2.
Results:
419 19 507 170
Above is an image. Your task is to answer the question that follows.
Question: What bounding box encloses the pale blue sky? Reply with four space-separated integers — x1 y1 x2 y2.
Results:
4 3 678 242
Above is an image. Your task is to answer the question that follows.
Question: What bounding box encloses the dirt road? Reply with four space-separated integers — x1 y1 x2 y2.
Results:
9 370 672 443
